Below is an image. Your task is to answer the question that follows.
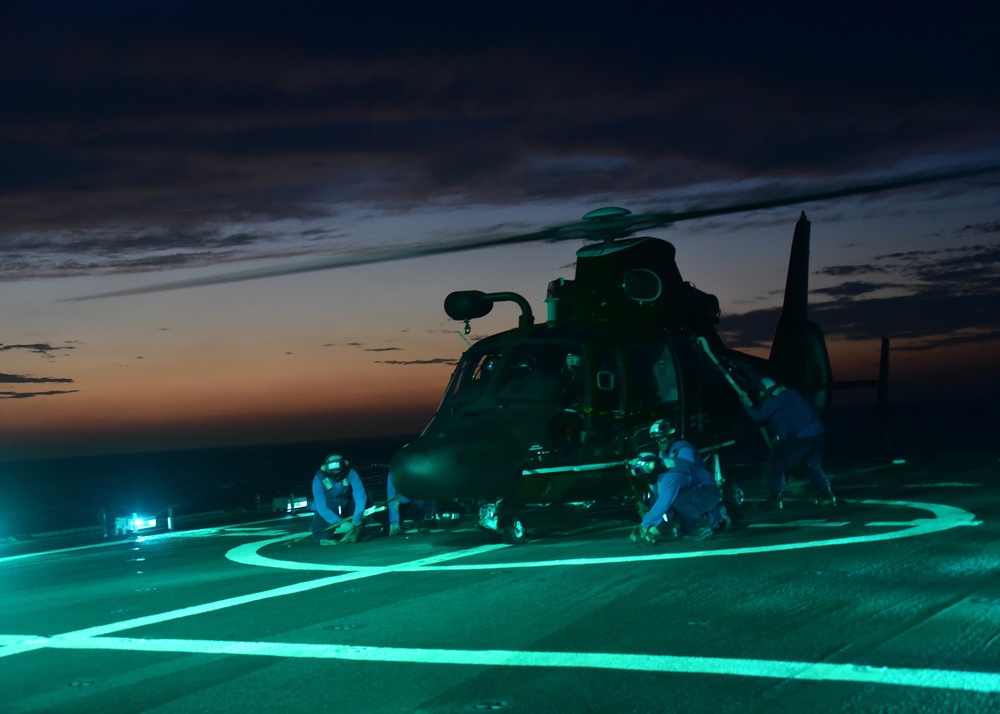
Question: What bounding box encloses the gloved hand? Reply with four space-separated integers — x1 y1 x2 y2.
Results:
629 524 661 545
339 521 362 544
388 523 402 537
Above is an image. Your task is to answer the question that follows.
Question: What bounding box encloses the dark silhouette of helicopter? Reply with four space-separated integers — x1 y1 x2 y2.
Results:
76 165 998 542
386 207 868 542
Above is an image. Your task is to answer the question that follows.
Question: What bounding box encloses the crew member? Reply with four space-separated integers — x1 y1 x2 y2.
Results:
743 377 836 509
309 454 368 544
629 419 725 544
386 473 409 536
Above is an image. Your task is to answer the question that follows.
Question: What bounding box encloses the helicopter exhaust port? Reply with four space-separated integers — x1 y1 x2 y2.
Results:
389 429 521 500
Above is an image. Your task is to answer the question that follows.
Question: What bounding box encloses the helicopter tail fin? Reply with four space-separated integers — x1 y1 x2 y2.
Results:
768 212 833 412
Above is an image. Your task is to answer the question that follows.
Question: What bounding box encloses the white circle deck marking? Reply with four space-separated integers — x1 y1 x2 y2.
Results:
225 498 981 572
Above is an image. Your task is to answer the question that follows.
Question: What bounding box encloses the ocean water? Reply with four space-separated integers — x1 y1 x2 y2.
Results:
0 434 412 539
1 399 995 539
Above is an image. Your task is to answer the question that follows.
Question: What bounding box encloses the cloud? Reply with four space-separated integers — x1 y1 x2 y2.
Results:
0 369 76 399
0 371 74 384
0 342 75 355
812 281 908 299
375 358 457 366
0 342 76 398
2 3 998 281
0 389 78 399
720 241 1000 349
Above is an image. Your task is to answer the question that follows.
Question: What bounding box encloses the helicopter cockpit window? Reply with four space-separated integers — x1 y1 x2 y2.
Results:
473 353 501 382
444 350 503 403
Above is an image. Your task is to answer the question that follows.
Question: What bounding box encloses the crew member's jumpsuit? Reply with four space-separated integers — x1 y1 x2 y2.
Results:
310 467 367 543
744 387 831 498
641 439 723 535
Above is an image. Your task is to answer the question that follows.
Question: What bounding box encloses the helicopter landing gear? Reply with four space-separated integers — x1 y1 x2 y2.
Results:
501 516 527 544
478 500 528 544
707 452 744 523
722 479 745 522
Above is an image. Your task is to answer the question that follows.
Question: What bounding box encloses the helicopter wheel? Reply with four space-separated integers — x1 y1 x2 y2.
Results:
501 517 528 544
722 480 745 522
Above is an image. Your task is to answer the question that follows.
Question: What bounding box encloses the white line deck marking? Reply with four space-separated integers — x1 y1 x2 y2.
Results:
0 543 507 658
19 635 1000 694
748 520 850 528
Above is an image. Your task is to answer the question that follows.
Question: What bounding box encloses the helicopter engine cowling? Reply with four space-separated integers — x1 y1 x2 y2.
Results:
389 428 521 500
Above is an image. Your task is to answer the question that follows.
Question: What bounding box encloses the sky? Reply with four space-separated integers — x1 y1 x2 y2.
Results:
1 2 998 461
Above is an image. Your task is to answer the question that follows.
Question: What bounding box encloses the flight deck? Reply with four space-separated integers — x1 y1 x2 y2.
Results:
2 456 998 713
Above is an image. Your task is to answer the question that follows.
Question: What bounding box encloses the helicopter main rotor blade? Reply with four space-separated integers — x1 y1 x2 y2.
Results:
531 163 1000 240
72 163 999 300
67 230 570 300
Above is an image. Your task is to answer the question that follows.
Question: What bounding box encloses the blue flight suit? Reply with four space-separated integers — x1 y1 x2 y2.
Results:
744 386 830 497
386 473 410 527
386 473 432 531
309 467 367 542
641 439 722 535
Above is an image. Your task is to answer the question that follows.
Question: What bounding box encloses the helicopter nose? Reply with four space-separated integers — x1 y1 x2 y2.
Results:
389 429 521 500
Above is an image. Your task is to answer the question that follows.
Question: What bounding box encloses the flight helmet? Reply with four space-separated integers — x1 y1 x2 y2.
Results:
629 451 660 479
759 377 784 398
649 419 677 448
321 454 349 475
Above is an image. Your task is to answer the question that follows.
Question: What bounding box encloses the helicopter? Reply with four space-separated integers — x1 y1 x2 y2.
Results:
386 207 868 542
76 165 997 543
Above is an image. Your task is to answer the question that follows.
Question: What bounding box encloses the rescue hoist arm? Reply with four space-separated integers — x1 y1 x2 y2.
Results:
694 336 774 451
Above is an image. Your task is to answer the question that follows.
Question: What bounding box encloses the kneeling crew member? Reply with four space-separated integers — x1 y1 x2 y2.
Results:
310 454 367 545
630 419 723 544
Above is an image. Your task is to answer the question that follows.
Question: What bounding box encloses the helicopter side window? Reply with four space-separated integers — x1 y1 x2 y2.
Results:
625 343 680 408
592 347 621 411
497 344 574 403
560 350 587 409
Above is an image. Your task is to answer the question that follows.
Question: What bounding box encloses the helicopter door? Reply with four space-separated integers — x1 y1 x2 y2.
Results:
624 341 682 444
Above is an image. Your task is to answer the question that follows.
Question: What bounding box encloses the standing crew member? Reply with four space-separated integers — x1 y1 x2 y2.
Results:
629 419 726 544
309 454 367 544
743 377 836 509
